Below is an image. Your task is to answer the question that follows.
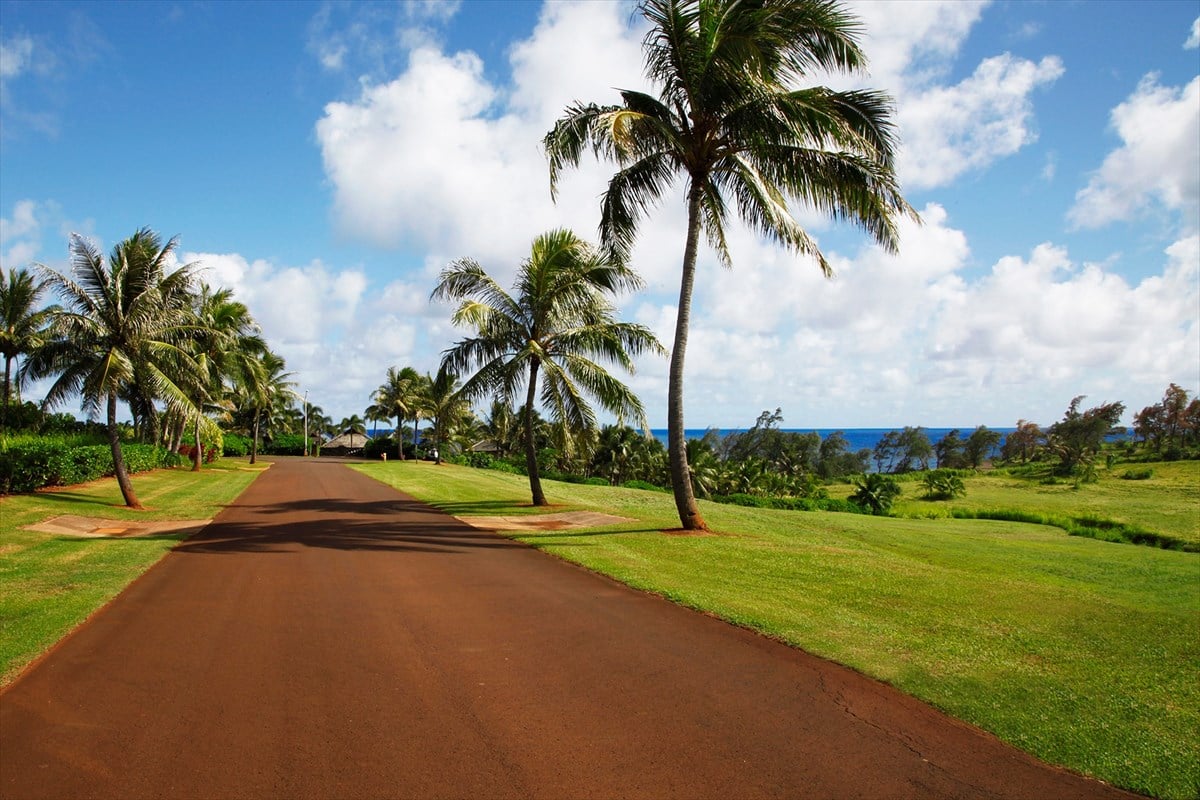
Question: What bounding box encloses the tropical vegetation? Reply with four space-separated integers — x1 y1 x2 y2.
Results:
545 0 916 530
432 228 663 505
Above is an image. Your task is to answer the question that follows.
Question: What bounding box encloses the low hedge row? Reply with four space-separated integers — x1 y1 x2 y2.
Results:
711 493 868 515
0 440 179 494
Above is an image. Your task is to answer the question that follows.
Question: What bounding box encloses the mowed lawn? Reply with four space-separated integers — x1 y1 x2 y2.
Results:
0 459 268 686
850 460 1200 547
356 460 1200 800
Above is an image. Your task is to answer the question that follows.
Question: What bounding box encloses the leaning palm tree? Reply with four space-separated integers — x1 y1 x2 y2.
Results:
432 228 664 506
0 267 57 430
28 229 200 508
545 0 916 529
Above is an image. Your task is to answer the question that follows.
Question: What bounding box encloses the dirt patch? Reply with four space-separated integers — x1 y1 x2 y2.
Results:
24 514 212 539
457 510 635 532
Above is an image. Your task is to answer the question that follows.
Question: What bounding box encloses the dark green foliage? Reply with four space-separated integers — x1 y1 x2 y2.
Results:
264 433 305 456
921 469 966 500
622 479 667 492
963 426 1003 468
221 434 250 457
363 435 394 460
0 438 173 494
1046 395 1126 474
873 427 933 473
850 473 902 515
948 507 1194 552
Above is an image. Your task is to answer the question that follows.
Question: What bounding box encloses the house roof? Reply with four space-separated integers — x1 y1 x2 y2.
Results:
324 432 369 449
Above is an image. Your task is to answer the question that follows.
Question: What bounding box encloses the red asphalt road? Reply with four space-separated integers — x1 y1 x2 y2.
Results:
1 458 1137 799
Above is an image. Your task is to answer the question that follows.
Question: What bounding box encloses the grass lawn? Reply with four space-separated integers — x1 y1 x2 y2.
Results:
0 459 268 686
836 460 1200 547
356 460 1200 800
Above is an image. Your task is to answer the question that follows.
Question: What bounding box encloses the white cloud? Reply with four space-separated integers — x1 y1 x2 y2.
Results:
0 35 34 80
896 53 1063 189
1186 17 1199 49
1069 75 1200 230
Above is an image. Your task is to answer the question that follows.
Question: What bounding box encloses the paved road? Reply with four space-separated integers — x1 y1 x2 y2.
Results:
1 458 1136 799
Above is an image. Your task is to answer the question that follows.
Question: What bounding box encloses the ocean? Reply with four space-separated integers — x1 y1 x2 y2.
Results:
648 427 1016 453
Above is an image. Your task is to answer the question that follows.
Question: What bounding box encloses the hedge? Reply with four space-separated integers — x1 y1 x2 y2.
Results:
0 439 178 494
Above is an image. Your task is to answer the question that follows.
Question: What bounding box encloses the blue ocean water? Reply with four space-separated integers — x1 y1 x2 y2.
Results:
649 428 1017 453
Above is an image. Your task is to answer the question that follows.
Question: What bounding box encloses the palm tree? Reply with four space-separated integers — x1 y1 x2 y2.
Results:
186 284 266 470
432 228 663 506
0 267 57 431
545 0 916 529
425 366 470 464
337 414 367 435
374 366 426 459
29 229 199 508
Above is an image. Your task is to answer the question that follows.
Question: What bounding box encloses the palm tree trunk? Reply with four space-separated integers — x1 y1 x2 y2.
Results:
396 416 405 459
668 182 709 531
412 417 420 458
107 391 142 509
2 355 12 431
250 409 260 465
525 361 547 506
192 411 202 471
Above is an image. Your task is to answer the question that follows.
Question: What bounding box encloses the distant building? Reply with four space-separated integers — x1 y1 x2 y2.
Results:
322 431 369 456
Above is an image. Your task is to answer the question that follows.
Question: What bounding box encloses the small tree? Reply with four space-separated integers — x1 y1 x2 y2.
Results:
1001 420 1043 464
850 473 901 515
922 469 965 500
1046 396 1125 475
934 429 965 469
963 426 1002 469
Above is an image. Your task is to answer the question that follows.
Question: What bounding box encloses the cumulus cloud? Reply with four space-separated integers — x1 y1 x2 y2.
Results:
896 54 1063 189
309 0 1194 426
1069 75 1200 230
1186 17 1199 49
187 250 449 420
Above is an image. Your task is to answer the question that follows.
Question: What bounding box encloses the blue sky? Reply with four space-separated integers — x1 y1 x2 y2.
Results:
2 0 1197 430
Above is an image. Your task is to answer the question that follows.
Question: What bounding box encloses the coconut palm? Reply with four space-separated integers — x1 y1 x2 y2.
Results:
432 228 663 506
0 267 58 431
337 414 367 435
545 0 915 529
29 229 200 508
424 366 470 464
374 366 427 459
242 350 293 464
185 284 266 469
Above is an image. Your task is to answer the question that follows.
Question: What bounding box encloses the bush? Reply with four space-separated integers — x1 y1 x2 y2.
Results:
363 436 395 460
264 433 306 456
622 479 666 492
850 473 902 515
1120 467 1154 480
0 437 173 494
222 434 250 457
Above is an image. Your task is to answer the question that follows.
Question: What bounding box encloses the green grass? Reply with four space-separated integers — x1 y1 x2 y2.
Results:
0 459 269 686
834 460 1200 547
356 460 1200 799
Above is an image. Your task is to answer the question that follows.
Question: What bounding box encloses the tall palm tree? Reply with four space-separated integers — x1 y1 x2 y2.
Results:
337 414 367 435
425 366 470 464
0 267 57 431
545 0 915 529
374 365 426 459
29 229 199 508
242 350 293 464
186 284 266 470
432 228 663 506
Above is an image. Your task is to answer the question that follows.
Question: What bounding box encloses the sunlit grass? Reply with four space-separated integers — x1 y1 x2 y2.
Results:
0 459 268 685
356 460 1200 799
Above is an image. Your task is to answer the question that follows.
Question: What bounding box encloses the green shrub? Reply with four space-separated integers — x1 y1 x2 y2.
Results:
710 493 866 515
850 473 902 515
0 437 172 494
264 433 306 456
622 479 666 492
1120 467 1154 480
222 434 250 457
